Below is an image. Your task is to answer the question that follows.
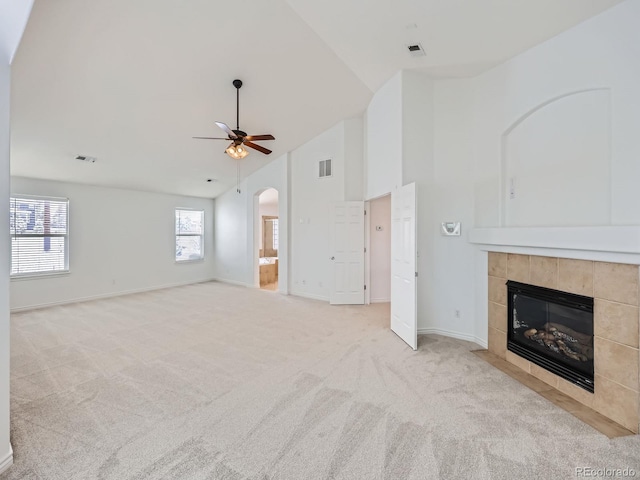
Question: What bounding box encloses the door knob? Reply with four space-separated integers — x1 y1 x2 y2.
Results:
330 256 335 260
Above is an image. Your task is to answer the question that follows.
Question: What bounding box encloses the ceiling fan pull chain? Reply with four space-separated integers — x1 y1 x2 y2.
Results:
236 162 241 194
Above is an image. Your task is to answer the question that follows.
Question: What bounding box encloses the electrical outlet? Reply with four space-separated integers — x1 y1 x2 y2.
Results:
454 309 461 318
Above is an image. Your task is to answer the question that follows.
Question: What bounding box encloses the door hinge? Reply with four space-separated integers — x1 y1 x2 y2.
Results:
364 247 367 253
364 285 367 290
415 272 418 278
364 210 367 215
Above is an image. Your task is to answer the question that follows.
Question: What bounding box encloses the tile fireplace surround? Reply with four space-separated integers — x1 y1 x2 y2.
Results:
487 252 640 432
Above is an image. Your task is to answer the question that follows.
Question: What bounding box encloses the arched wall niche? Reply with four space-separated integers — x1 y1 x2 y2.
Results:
500 88 611 227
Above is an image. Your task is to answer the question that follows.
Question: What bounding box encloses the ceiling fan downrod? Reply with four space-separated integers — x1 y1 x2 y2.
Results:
233 79 242 131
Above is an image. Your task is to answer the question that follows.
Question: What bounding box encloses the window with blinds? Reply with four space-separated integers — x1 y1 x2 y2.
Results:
272 218 279 250
175 209 204 262
10 195 69 277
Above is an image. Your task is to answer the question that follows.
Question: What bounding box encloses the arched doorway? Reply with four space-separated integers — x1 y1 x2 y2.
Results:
256 188 279 291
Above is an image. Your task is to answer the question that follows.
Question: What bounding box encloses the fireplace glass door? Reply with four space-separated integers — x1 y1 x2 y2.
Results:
507 281 594 392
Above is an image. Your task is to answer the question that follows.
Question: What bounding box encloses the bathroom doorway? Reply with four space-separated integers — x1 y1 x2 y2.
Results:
366 194 391 317
257 188 279 291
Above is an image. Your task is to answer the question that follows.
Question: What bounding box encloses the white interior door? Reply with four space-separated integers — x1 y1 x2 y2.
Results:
391 183 417 349
330 202 365 305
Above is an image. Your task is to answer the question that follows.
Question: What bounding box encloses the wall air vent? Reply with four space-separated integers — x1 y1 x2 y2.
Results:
407 43 426 57
318 159 332 178
75 155 97 163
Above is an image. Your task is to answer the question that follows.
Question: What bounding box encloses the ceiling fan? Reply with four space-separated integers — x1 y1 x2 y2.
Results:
193 79 275 159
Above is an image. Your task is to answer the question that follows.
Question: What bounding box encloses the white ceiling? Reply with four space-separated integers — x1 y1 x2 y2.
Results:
10 0 371 198
9 0 623 198
288 0 624 90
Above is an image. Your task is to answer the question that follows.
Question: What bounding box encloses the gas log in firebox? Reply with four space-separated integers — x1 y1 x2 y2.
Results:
506 281 594 393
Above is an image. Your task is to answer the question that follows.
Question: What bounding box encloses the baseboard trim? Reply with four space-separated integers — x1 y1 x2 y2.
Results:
10 278 218 313
418 328 487 349
289 291 329 302
0 445 13 475
371 298 390 304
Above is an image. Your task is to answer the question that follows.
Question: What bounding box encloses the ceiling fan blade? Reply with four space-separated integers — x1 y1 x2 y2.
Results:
245 134 275 141
192 136 230 140
244 141 272 155
215 121 237 139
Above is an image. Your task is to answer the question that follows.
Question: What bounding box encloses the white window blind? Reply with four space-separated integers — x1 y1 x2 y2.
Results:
10 195 69 276
175 209 204 262
272 218 279 250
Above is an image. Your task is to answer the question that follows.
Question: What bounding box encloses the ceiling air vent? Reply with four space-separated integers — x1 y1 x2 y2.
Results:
318 159 332 178
407 43 426 57
75 155 97 163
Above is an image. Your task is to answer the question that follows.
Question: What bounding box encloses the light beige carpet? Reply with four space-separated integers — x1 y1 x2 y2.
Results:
2 281 640 479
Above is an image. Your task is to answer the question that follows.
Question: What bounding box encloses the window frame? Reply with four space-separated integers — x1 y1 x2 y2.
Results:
175 207 205 263
10 194 70 279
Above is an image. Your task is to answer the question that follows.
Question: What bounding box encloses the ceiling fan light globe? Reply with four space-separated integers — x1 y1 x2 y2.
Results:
225 143 249 159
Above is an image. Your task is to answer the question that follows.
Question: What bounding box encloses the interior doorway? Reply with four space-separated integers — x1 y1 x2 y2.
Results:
257 188 279 291
367 194 391 311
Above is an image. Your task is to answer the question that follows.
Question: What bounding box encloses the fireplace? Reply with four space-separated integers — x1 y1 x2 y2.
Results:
484 252 639 432
507 280 594 393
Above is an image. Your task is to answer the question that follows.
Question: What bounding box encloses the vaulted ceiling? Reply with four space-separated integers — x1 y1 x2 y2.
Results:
9 0 623 198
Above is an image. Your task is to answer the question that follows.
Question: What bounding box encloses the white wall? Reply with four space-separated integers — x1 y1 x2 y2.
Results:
10 177 215 310
290 122 345 300
366 72 402 200
0 60 12 474
434 0 640 345
344 118 364 201
472 0 640 228
214 154 289 293
214 180 249 284
289 118 365 301
1 2 33 471
369 195 390 302
428 78 477 341
503 89 611 227
365 70 479 340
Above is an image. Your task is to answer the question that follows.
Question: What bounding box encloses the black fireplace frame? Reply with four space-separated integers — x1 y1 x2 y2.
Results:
506 280 595 393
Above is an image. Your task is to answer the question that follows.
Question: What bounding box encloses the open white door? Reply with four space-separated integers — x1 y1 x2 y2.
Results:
391 183 417 350
330 202 365 305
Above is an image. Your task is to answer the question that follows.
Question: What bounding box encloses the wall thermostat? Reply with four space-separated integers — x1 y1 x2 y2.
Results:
441 222 461 236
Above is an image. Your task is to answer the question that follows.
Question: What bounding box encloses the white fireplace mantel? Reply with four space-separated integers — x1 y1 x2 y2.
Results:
469 226 640 265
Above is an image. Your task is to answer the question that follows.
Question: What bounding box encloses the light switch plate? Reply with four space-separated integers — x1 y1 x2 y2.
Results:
441 222 461 236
